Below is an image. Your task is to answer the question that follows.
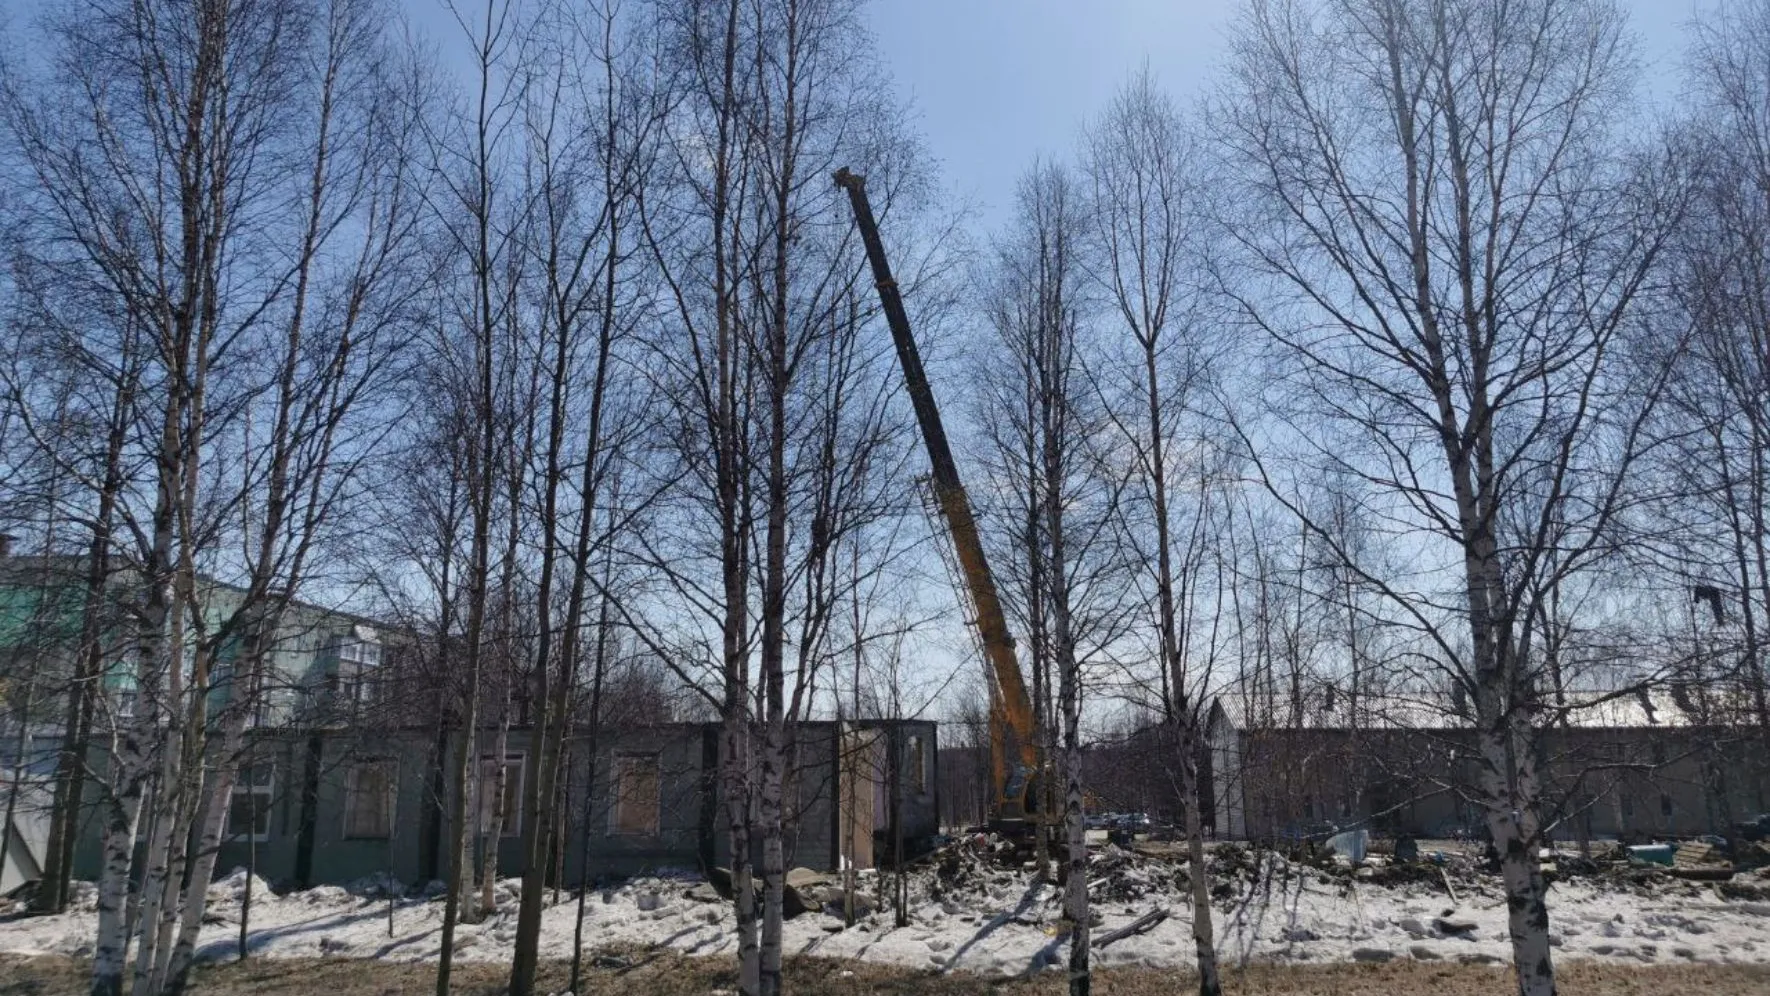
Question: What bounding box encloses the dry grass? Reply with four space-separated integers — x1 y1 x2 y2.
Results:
2 954 1767 996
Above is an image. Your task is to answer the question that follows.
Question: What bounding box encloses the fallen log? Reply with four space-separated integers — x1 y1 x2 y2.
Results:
1094 908 1170 950
1670 865 1734 882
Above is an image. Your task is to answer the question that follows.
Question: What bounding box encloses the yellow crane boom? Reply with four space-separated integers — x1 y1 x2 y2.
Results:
834 168 1038 824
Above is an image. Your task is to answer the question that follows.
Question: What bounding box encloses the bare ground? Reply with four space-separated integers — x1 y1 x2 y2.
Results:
4 954 1768 996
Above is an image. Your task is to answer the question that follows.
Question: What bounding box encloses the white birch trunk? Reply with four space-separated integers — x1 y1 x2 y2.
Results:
129 626 194 996
93 567 178 996
458 738 481 922
1481 709 1556 996
162 762 235 996
90 788 144 996
1177 719 1220 996
757 725 786 996
1060 681 1089 996
1049 502 1088 994
481 724 509 917
165 652 264 996
128 752 179 996
140 724 208 996
143 784 195 996
722 717 759 996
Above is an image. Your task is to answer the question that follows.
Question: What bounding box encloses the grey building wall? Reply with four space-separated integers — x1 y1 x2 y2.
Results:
71 719 940 890
706 720 939 875
1219 724 1769 841
566 724 717 881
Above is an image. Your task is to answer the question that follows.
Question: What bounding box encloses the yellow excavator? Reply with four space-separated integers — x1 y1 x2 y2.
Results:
834 168 1040 826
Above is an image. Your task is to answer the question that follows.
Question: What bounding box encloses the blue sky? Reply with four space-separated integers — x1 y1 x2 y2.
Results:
859 0 1699 228
364 0 1703 228
0 0 1706 227
865 0 1238 223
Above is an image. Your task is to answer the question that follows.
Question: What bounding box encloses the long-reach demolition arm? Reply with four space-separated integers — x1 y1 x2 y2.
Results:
834 167 1038 824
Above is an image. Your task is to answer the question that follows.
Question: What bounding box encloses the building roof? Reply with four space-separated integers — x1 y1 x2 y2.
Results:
1212 686 1755 732
0 550 406 642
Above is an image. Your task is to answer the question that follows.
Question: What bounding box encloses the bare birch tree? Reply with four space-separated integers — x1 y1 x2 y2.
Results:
155 10 432 994
423 1 531 989
504 0 664 989
1219 2 1688 993
3 4 431 994
1080 67 1226 996
638 3 929 992
640 0 763 987
979 160 1134 996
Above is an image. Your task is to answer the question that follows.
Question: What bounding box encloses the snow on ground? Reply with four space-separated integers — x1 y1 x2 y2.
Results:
3 850 1768 977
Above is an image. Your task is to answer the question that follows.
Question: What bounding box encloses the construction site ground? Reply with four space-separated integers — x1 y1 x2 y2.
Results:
4 952 1770 996
1 835 1768 986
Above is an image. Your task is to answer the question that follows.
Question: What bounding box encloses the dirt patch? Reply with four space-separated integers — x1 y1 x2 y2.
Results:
4 954 1768 996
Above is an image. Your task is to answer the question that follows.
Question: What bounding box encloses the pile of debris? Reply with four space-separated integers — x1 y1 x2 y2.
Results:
1207 842 1260 880
921 830 1223 913
698 866 853 920
1512 836 1770 897
1615 838 1767 882
1736 840 1770 871
1087 844 1173 903
1354 855 1464 889
691 826 1770 941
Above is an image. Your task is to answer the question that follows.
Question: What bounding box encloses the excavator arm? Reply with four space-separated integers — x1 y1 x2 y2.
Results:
833 168 1039 823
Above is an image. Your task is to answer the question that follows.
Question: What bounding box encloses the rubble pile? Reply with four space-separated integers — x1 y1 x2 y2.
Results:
921 832 1218 914
1087 844 1172 903
928 836 1024 908
1742 840 1770 870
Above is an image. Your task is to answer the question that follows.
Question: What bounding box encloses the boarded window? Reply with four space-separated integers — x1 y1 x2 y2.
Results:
227 765 274 841
612 754 660 835
476 755 524 837
344 760 395 839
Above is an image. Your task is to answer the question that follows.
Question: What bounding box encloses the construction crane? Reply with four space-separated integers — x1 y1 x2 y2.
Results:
833 168 1039 825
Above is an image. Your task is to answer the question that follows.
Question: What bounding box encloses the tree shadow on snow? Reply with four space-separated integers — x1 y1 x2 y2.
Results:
193 905 406 964
943 881 1049 973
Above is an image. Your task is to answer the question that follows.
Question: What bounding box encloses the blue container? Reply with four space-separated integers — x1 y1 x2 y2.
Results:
1627 844 1674 866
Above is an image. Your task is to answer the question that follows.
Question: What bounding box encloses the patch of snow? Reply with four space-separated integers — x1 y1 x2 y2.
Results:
4 852 1770 977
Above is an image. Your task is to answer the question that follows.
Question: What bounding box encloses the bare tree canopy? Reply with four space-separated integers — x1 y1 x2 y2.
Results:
1217 1 1691 992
